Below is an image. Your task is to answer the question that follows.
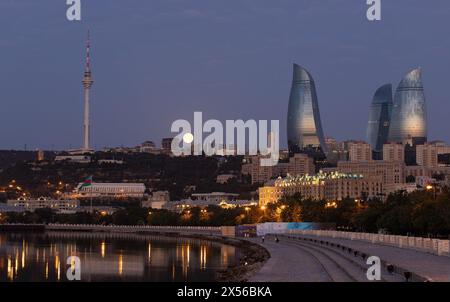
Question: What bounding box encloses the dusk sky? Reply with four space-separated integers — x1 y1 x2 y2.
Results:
1 0 449 150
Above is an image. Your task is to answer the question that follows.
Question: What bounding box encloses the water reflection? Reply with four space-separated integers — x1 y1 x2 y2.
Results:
100 241 106 258
0 232 239 282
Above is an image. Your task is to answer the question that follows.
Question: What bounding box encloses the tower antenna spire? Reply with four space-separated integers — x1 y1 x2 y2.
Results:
85 29 91 73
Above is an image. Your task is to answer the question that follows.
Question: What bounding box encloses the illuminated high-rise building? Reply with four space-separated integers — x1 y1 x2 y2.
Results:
366 84 393 154
388 68 427 146
287 64 327 156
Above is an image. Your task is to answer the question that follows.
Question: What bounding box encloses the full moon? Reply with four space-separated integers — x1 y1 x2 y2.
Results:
183 132 194 144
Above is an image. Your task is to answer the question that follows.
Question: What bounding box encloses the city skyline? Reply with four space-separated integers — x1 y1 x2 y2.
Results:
1 1 450 150
2 0 450 288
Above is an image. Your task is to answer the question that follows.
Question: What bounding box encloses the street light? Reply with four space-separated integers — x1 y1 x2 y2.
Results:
325 201 337 209
426 184 437 200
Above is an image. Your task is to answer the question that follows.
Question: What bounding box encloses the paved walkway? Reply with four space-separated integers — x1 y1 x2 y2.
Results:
250 234 450 282
293 234 450 282
248 238 332 282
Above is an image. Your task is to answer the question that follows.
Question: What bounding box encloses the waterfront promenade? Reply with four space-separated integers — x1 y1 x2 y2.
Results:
249 234 450 282
2 223 450 282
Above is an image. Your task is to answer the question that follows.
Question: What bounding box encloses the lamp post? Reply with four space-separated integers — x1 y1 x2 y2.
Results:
426 184 437 200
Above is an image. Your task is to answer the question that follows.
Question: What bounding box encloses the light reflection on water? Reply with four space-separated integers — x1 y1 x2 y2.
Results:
0 232 239 282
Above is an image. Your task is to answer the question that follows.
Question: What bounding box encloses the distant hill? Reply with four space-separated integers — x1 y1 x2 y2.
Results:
0 150 55 169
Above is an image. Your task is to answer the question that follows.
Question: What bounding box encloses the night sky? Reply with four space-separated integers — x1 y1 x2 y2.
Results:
0 0 449 150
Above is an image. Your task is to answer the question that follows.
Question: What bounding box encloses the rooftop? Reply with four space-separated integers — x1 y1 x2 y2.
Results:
274 171 364 187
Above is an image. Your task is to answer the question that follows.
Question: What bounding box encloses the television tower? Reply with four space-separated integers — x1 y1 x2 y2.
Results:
82 30 93 151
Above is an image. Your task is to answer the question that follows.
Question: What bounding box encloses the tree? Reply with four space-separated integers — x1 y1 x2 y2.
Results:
147 209 180 225
34 208 56 224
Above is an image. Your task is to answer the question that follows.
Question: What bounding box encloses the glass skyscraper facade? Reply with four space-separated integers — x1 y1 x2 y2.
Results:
366 84 393 153
388 68 427 145
287 64 327 155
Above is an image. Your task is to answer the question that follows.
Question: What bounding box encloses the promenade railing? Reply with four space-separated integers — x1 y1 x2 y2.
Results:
286 229 450 257
46 223 222 234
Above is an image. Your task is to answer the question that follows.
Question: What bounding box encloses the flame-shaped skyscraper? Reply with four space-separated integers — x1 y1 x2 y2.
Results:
366 84 393 154
287 64 327 156
388 68 427 146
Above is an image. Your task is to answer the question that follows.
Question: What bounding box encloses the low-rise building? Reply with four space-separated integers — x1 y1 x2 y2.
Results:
55 155 91 163
405 165 450 180
0 203 25 213
415 176 436 188
242 153 315 184
416 143 438 168
216 174 236 184
348 141 372 162
37 150 45 161
383 142 405 162
324 137 349 164
190 192 240 204
337 160 405 185
259 171 384 206
140 141 162 154
161 138 174 155
78 206 118 215
142 191 170 209
75 182 146 199
383 183 418 196
164 199 257 212
98 159 125 165
6 197 79 214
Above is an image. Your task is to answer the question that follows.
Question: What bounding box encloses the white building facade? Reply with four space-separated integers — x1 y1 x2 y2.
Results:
76 182 146 199
7 197 80 214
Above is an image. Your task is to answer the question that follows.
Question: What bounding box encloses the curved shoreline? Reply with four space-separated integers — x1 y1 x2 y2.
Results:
107 231 271 282
1 226 270 282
